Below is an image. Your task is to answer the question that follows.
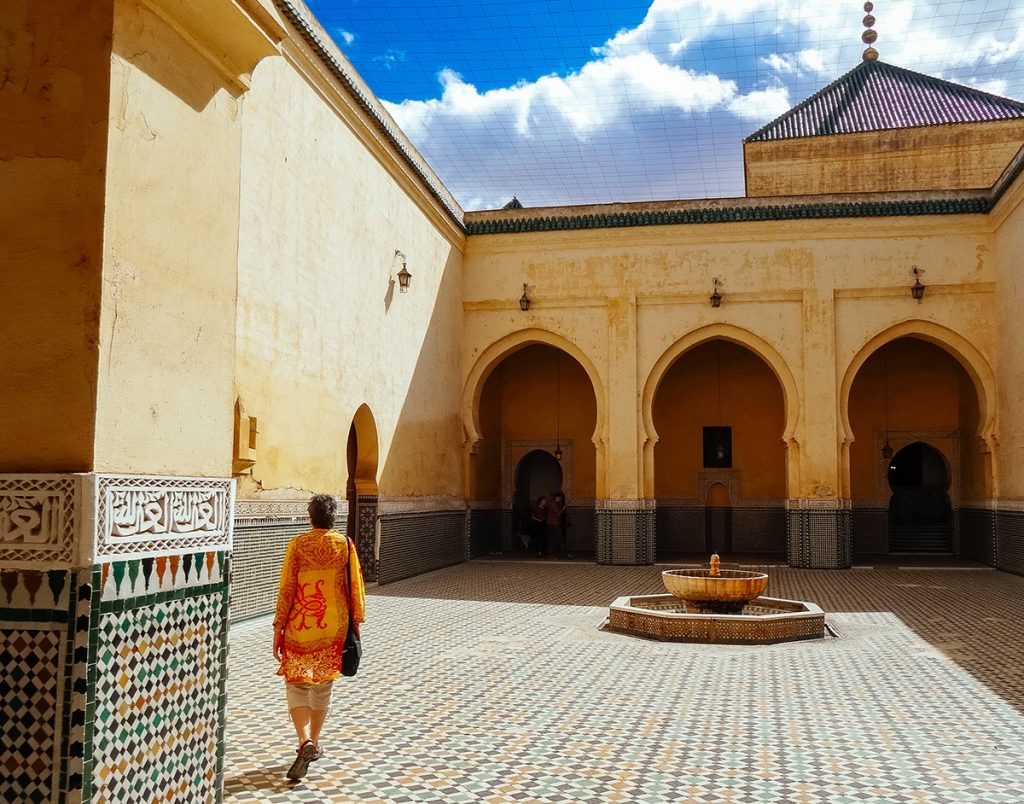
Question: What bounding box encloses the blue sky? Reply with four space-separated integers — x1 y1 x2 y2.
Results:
306 0 1024 210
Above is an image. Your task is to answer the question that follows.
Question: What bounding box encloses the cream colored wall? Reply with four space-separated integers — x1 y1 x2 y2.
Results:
234 55 465 499
463 214 998 502
0 0 112 472
745 121 1024 197
89 0 265 477
991 166 1024 500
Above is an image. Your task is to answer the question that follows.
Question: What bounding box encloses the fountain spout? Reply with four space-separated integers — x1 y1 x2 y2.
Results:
709 553 721 577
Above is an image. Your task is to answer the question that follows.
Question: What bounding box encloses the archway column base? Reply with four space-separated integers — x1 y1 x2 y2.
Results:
786 499 852 569
596 500 656 565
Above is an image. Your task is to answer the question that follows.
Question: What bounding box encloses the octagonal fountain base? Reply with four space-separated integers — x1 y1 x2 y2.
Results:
607 594 825 645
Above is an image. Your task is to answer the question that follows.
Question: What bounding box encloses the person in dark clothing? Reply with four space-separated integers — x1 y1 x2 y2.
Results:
530 496 548 556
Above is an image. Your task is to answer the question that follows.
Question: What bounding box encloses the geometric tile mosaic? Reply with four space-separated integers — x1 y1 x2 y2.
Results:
223 560 1024 802
92 592 225 803
0 625 63 804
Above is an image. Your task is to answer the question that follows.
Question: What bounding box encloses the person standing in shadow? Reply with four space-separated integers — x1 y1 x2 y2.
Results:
530 496 548 557
547 491 566 558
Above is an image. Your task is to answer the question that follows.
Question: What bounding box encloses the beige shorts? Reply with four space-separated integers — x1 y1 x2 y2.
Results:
285 680 334 712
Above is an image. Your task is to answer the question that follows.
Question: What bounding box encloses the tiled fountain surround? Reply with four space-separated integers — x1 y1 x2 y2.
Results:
0 473 232 804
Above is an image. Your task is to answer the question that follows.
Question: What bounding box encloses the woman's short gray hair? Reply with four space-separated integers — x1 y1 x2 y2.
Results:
307 494 338 529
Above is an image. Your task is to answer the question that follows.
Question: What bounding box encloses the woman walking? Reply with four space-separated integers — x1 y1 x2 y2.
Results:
273 494 365 780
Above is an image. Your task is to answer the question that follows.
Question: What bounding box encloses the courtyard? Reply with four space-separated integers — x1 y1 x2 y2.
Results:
223 560 1024 803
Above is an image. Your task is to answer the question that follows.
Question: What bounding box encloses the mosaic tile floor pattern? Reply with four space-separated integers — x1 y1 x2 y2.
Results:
224 562 1024 803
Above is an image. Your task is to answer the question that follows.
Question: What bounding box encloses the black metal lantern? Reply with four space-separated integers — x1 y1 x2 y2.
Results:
911 265 925 302
710 277 723 308
519 283 530 311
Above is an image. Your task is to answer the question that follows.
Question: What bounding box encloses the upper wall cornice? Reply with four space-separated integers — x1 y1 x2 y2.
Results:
465 145 1024 237
137 0 280 93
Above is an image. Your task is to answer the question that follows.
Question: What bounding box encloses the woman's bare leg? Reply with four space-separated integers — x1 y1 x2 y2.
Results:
289 706 312 747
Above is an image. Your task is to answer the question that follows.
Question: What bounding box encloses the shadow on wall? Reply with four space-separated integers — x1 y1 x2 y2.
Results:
376 247 467 583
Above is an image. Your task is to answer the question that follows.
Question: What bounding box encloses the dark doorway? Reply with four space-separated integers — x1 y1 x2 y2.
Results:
887 441 953 553
513 449 563 554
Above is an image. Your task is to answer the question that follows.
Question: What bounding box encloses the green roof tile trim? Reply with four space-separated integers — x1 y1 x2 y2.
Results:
273 0 466 230
465 197 990 235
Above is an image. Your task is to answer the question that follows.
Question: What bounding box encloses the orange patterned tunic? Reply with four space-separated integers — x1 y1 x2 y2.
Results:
273 529 365 683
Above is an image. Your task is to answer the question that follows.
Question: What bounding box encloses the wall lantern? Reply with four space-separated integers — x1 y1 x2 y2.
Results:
911 265 925 302
709 276 723 308
519 283 531 311
395 250 412 292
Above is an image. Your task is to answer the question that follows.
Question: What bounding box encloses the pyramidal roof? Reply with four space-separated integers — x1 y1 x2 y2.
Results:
746 59 1024 142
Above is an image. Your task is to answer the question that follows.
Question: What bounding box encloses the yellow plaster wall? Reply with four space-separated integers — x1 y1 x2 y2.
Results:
234 56 465 498
0 0 112 471
745 121 1024 196
463 215 998 502
992 178 1024 500
652 342 786 500
90 0 251 477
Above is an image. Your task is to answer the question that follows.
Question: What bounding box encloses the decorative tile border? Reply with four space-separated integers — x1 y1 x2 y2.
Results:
0 568 73 611
0 475 77 567
377 497 467 515
234 498 310 520
99 551 227 602
94 475 234 560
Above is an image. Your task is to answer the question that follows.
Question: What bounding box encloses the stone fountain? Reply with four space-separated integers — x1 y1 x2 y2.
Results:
606 554 825 644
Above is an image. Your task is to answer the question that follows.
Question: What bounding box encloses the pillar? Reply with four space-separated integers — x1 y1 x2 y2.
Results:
0 473 233 802
787 287 851 568
596 295 656 564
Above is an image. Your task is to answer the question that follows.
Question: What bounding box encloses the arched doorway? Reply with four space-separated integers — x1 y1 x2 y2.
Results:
887 442 953 553
470 343 598 557
847 337 983 556
513 449 563 552
651 339 787 558
346 404 379 580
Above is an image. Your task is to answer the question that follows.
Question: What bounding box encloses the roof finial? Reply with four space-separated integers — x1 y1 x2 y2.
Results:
862 2 878 61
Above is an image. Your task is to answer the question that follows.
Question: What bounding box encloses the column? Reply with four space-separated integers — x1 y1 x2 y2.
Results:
596 295 655 564
0 473 233 802
787 288 851 568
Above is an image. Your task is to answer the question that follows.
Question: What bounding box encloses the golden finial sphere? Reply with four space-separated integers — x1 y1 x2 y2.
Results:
863 46 879 60
862 29 877 45
864 1 873 11
863 14 875 27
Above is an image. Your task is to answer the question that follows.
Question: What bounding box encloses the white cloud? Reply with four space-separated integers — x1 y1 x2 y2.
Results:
728 86 791 120
387 53 737 143
374 48 406 69
340 30 355 46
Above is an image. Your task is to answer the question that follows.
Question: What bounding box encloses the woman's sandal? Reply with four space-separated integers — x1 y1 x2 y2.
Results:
286 740 319 780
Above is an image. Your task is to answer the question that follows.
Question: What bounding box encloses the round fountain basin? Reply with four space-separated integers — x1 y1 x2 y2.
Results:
662 568 769 609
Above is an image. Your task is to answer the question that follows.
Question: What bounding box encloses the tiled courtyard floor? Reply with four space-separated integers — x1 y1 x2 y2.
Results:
223 561 1024 803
